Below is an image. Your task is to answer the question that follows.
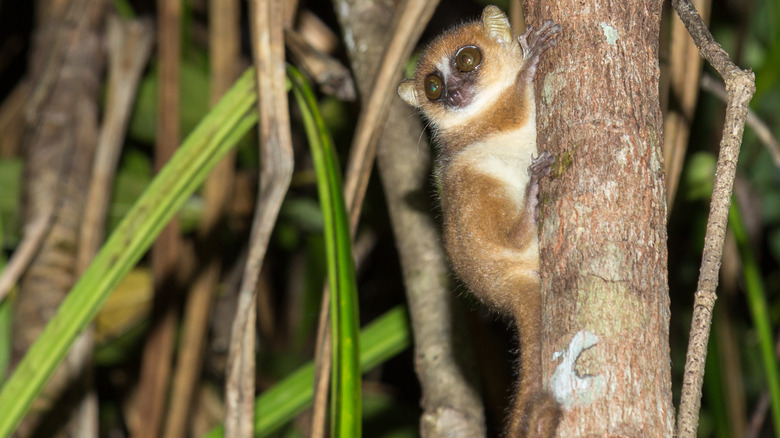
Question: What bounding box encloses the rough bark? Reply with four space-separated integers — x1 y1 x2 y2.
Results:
525 1 675 436
13 0 105 435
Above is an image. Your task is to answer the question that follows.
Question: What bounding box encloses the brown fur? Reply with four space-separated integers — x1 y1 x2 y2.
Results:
398 6 561 437
439 163 538 311
437 77 533 159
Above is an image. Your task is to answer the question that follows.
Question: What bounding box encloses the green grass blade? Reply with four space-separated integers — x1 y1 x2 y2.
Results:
288 65 361 438
0 68 258 436
0 208 10 383
729 201 780 436
201 305 411 438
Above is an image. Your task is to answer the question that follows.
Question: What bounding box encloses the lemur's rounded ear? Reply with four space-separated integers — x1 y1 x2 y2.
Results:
482 5 512 46
398 80 421 107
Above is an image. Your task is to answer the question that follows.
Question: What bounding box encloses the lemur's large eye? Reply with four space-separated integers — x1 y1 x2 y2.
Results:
455 46 481 72
424 74 443 100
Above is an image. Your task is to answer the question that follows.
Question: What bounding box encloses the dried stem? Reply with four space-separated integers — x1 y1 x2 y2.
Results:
79 15 154 274
663 0 710 210
309 287 332 438
0 204 53 302
225 0 293 436
75 16 152 438
163 0 239 436
284 28 356 101
700 74 780 167
132 0 182 436
0 81 27 157
672 0 756 436
341 0 440 231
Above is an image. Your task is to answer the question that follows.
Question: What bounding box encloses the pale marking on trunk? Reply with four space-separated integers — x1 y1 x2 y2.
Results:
550 329 604 409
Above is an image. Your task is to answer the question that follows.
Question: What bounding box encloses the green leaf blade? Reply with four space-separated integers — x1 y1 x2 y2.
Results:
287 65 361 438
0 68 258 436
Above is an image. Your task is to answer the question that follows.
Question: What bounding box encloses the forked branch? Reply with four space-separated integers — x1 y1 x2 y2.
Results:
671 0 756 436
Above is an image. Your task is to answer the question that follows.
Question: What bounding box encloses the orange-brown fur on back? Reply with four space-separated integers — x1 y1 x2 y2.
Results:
398 6 561 437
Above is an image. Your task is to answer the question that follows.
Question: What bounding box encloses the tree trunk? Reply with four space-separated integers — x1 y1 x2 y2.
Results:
14 0 105 436
525 1 675 435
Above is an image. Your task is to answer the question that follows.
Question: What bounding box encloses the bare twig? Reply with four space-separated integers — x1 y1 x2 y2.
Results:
307 229 378 438
672 0 756 436
747 393 771 438
509 0 525 36
0 203 53 302
297 10 339 54
341 0 440 232
74 16 152 438
701 74 780 167
163 0 239 436
225 0 293 436
0 1 101 300
79 15 154 274
310 287 332 438
284 29 356 101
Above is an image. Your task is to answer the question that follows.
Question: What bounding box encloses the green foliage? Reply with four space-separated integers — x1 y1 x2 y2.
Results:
203 306 411 438
0 68 258 436
0 159 21 246
289 65 362 438
680 149 780 436
127 58 211 144
0 210 10 384
730 201 780 433
2 1 779 436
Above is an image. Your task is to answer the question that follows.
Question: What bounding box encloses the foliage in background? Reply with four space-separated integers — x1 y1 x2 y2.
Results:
0 0 777 436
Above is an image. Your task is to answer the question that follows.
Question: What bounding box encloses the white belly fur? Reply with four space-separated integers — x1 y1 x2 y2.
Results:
453 121 538 209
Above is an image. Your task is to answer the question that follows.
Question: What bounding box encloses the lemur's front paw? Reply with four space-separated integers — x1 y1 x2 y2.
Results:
518 20 561 79
529 151 554 185
519 20 561 60
526 151 555 222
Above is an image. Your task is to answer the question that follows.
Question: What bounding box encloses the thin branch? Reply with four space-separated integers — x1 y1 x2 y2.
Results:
309 287 331 438
284 28 356 101
700 74 780 167
308 230 378 438
79 15 154 274
0 81 27 157
75 16 152 438
341 0 440 232
0 203 53 302
225 0 293 436
672 0 756 436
